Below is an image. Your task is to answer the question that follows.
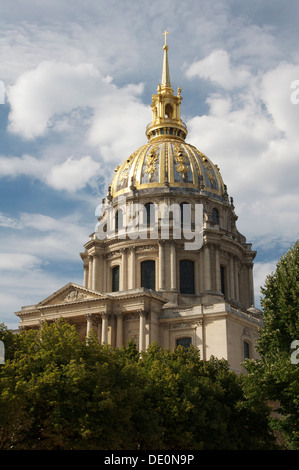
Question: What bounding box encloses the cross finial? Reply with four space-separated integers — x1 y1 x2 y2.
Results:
162 29 170 47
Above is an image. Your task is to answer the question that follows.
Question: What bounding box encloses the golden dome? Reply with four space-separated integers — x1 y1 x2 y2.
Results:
111 139 226 199
110 33 226 201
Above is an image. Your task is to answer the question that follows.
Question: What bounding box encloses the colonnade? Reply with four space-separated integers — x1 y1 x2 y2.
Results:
85 310 147 351
82 240 254 307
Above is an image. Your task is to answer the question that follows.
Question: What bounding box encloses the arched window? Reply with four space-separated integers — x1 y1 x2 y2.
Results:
112 265 120 292
179 260 195 294
212 208 219 225
141 260 156 290
176 337 192 349
243 340 250 360
165 103 173 118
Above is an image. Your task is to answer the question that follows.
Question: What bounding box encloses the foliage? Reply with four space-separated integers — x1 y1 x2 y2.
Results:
0 319 277 450
243 241 299 449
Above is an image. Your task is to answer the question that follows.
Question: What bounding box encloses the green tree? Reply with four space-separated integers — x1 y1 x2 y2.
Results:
0 321 143 449
243 241 299 449
0 319 277 450
138 343 276 450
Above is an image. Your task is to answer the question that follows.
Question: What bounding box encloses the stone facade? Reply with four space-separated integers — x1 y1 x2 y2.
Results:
15 38 262 373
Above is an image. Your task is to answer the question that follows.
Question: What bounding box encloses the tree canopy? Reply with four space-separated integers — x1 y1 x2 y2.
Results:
0 320 277 450
243 241 299 449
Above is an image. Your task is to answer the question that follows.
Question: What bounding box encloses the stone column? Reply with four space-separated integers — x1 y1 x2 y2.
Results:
120 248 127 291
88 256 93 290
170 241 177 291
204 244 211 291
158 240 165 290
229 256 235 299
83 264 89 289
103 255 107 293
234 258 240 301
248 263 254 306
199 248 204 292
215 244 221 292
116 314 123 348
92 254 98 291
101 314 108 344
86 314 93 337
128 247 136 290
139 310 146 352
97 254 103 292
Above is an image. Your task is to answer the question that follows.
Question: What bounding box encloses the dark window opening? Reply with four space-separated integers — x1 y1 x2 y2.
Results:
243 340 250 359
220 265 226 296
112 265 120 292
180 260 195 294
212 208 219 224
115 209 123 232
144 203 155 227
176 337 192 349
165 103 173 118
141 260 155 290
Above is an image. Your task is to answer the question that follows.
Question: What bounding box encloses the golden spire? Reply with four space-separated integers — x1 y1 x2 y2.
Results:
145 31 187 142
161 29 171 89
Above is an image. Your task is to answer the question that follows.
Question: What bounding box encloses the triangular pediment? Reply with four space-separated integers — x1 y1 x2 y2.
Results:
38 283 104 307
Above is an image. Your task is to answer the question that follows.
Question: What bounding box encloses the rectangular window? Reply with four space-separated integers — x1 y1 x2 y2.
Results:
176 337 192 349
220 265 226 296
180 260 195 294
141 260 156 290
243 341 250 359
112 266 120 292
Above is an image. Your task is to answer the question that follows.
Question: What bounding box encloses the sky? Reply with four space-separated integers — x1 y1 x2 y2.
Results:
0 0 298 328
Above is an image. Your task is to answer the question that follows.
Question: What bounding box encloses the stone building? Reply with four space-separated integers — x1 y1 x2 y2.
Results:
15 36 262 373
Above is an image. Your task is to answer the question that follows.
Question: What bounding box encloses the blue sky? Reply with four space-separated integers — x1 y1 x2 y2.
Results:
0 0 298 328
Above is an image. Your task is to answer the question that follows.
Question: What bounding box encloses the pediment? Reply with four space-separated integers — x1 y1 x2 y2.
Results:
38 283 104 307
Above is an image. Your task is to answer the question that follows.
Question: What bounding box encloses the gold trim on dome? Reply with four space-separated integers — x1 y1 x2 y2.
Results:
173 143 190 180
144 144 159 181
110 139 225 198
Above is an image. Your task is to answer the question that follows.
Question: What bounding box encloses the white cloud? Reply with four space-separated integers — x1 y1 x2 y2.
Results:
88 84 150 162
46 156 100 192
0 253 42 271
261 62 299 140
0 153 102 193
186 50 299 249
6 60 150 170
7 61 102 139
0 153 48 178
186 50 251 90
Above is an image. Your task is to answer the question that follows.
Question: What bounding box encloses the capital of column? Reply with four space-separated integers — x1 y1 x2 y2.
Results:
138 309 146 318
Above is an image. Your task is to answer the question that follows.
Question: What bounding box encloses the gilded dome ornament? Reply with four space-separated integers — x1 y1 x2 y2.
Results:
173 143 190 180
144 145 159 181
110 33 226 200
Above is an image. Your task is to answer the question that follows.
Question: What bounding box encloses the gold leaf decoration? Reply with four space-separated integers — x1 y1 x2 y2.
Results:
174 144 189 179
144 145 159 181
